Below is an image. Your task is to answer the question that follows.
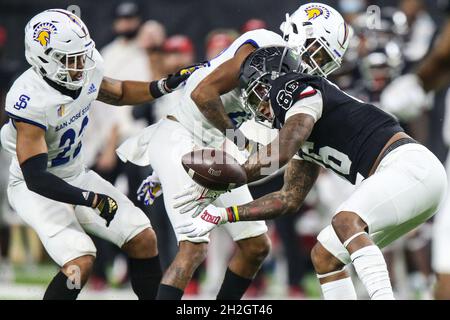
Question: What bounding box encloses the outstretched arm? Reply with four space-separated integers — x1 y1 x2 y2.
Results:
175 158 319 238
244 113 315 183
236 158 320 221
97 63 201 105
97 77 152 106
190 43 256 133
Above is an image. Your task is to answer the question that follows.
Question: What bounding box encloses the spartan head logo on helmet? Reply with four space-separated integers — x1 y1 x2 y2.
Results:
304 5 330 20
33 22 57 48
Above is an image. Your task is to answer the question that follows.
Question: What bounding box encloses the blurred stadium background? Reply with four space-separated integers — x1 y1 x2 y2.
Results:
0 0 449 299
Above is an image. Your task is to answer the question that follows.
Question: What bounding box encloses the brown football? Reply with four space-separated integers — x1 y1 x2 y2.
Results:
181 148 247 191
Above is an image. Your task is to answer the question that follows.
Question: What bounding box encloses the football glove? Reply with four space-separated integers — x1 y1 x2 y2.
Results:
94 193 118 227
173 183 226 217
175 205 228 238
137 171 162 206
164 61 210 92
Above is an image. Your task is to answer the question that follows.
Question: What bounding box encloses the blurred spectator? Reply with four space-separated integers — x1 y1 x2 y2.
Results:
137 20 167 80
241 18 267 33
400 0 436 64
163 35 195 71
205 29 239 60
150 35 195 121
339 0 367 25
0 25 22 284
0 25 21 125
85 1 150 170
352 44 403 105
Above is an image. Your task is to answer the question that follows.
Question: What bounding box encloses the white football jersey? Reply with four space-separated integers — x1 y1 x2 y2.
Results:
1 49 104 181
171 29 285 148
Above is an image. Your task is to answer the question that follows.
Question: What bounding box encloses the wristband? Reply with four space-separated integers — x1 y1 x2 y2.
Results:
226 206 240 222
149 79 170 98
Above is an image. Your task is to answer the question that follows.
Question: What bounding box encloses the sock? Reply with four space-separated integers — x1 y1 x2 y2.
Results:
43 271 81 300
129 255 162 300
156 284 184 300
216 268 253 300
350 245 395 300
320 277 357 300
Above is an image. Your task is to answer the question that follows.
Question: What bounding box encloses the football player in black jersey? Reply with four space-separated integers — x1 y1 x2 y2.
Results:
176 45 447 300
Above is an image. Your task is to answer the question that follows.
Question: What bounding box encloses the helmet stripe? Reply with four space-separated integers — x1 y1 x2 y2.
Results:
338 22 349 49
47 9 87 36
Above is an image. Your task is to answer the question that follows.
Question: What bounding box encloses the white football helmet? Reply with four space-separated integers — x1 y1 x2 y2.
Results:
24 9 96 90
280 2 352 77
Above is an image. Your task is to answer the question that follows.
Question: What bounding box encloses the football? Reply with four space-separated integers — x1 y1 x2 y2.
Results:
181 148 247 191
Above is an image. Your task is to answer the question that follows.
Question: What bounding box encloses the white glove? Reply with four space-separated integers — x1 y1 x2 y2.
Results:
173 183 226 217
175 205 228 238
137 171 162 206
380 74 429 121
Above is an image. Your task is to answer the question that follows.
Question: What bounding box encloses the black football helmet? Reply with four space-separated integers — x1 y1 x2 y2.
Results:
239 46 302 126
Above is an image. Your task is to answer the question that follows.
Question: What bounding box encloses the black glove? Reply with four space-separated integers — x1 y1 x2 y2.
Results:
165 61 210 91
94 193 118 227
150 61 210 98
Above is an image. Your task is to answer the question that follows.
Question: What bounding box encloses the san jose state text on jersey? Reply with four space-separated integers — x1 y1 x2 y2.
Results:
55 104 90 132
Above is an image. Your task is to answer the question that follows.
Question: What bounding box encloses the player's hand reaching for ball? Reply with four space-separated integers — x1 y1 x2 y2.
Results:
173 183 226 217
175 205 228 238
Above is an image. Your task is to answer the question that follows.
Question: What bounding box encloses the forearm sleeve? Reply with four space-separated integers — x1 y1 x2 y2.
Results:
20 153 95 207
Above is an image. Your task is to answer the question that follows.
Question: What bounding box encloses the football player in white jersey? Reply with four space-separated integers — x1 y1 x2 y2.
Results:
0 9 194 300
117 7 300 298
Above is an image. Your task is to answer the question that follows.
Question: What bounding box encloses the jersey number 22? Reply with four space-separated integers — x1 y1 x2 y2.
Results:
51 116 89 167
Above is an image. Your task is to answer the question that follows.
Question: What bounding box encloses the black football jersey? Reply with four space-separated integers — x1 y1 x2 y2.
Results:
269 72 404 184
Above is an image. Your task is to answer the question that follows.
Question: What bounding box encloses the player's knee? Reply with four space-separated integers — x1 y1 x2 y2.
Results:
311 243 325 272
178 241 208 268
435 274 450 300
238 235 271 264
122 228 158 258
311 242 343 275
331 211 367 242
62 254 95 285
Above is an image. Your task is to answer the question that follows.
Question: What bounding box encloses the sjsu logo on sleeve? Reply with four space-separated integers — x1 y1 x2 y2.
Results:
33 22 57 48
14 94 31 110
